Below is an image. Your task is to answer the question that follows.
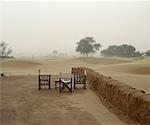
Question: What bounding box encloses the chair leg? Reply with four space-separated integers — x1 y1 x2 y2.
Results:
38 76 40 90
74 77 76 89
48 82 50 90
39 81 41 90
48 76 51 90
84 83 86 89
55 82 56 90
49 84 50 90
59 81 62 93
74 83 76 89
71 78 72 92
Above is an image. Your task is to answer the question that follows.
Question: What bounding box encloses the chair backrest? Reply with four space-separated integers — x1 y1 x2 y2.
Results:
71 68 87 89
59 72 72 81
74 75 86 83
71 67 86 76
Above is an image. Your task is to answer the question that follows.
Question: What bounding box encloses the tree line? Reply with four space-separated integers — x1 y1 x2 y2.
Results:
0 38 150 58
76 37 150 57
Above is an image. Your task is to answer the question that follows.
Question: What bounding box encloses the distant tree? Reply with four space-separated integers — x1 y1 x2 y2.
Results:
133 51 143 57
101 45 118 57
145 50 150 56
76 37 101 57
101 44 141 57
118 44 135 57
52 50 58 56
0 41 12 57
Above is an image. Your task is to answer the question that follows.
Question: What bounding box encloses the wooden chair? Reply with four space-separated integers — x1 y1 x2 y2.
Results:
55 79 60 90
38 70 51 90
72 68 87 89
59 72 72 93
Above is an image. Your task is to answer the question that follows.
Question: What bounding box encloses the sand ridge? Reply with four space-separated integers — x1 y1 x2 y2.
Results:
0 57 149 92
0 59 41 69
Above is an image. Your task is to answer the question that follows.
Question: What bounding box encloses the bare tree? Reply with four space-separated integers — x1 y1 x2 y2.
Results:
0 41 12 57
52 50 58 56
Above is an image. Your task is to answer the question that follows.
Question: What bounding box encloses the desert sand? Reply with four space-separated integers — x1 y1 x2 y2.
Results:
0 57 149 93
0 57 149 125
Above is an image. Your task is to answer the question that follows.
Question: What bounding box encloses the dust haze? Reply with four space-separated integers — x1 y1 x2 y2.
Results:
1 1 150 57
1 1 150 125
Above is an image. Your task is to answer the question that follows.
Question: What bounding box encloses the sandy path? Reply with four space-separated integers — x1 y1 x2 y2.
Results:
68 89 129 125
0 75 132 125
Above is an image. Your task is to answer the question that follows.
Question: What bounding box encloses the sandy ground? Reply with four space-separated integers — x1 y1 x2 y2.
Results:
0 57 149 124
94 57 150 93
0 57 149 93
0 75 135 125
0 57 133 76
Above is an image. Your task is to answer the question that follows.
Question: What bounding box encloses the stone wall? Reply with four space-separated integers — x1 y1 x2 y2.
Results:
72 67 150 125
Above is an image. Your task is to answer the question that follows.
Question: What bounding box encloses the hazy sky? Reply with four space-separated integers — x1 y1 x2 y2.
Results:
1 1 150 56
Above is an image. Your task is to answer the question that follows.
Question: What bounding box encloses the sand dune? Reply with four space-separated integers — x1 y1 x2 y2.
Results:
94 58 150 93
95 57 150 74
0 57 132 74
0 57 149 93
131 67 150 75
0 57 132 69
0 59 41 69
0 57 149 124
72 57 132 65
